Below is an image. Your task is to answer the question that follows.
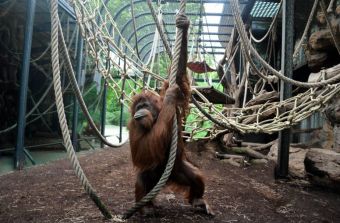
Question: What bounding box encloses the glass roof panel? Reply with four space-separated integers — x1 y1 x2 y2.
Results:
250 1 280 18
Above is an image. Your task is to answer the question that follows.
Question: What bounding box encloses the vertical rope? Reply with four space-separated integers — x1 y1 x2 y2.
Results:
169 0 186 86
320 0 340 55
130 0 140 60
147 0 173 59
122 0 187 219
293 0 319 57
50 0 116 220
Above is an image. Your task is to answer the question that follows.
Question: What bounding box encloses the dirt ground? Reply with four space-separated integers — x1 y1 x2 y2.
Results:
0 144 339 223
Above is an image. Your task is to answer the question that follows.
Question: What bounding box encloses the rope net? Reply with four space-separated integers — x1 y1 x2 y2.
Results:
66 0 340 140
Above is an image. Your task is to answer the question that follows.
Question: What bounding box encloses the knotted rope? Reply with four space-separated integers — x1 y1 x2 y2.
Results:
231 0 340 88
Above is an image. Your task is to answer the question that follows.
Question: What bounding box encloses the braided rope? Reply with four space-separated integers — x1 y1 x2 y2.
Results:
130 0 140 59
327 0 335 12
61 0 340 140
293 0 319 57
187 81 340 134
319 0 340 55
249 0 282 43
50 0 123 221
191 95 233 130
231 0 340 88
147 0 172 59
122 0 187 219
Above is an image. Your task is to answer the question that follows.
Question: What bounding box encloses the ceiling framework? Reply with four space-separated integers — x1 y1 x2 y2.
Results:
107 0 251 63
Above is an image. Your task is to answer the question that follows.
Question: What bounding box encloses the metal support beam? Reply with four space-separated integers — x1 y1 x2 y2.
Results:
126 22 234 44
15 0 36 170
276 0 294 178
113 0 247 23
59 0 76 19
142 47 224 61
100 80 107 148
139 39 224 56
141 43 225 61
117 11 233 45
119 57 127 143
71 30 84 151
198 0 203 50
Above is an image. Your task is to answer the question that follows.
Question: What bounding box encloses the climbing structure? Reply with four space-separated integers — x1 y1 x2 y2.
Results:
68 0 340 139
0 0 340 220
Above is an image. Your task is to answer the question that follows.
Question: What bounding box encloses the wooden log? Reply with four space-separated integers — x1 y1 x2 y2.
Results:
242 100 297 124
221 158 243 167
292 127 322 134
305 49 328 69
242 104 276 124
237 63 340 125
241 142 265 147
250 159 268 165
309 29 336 50
336 5 340 15
243 140 278 151
215 152 245 160
192 86 235 104
245 90 279 107
309 16 340 50
308 63 340 82
217 152 246 167
228 147 268 160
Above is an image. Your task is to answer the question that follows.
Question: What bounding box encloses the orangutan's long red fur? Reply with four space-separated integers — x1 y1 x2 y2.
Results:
127 13 213 216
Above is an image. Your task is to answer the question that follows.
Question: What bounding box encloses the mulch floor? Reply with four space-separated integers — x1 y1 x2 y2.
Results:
0 143 339 222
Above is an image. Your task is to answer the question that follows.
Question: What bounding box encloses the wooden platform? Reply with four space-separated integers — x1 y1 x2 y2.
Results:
192 86 235 104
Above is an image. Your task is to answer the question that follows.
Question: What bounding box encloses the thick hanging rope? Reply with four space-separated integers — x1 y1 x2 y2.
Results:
122 0 187 219
293 0 319 57
130 0 140 60
319 0 340 55
50 0 123 221
147 0 172 59
327 0 335 12
250 0 282 43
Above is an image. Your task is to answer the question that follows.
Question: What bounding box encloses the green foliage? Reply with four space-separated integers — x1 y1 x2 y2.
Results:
185 112 213 139
105 78 135 126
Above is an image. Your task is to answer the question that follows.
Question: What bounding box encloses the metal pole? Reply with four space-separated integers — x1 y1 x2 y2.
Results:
198 0 203 54
119 56 127 143
101 81 108 148
276 0 294 178
15 0 36 170
71 29 84 151
101 49 111 147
